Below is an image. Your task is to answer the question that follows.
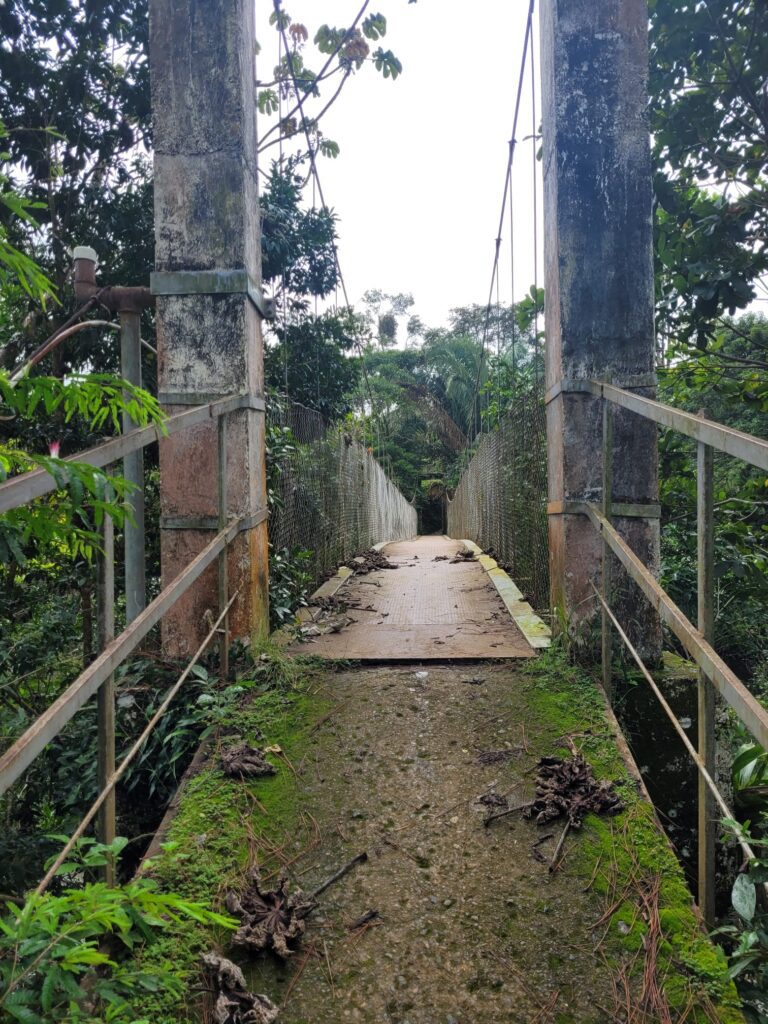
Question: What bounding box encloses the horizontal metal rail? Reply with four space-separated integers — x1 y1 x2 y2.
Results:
0 517 245 795
0 392 265 513
584 380 768 472
591 584 754 864
581 502 768 751
34 590 239 897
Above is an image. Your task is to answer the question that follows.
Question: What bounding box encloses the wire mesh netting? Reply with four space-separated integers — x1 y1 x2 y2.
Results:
447 384 549 612
267 396 417 588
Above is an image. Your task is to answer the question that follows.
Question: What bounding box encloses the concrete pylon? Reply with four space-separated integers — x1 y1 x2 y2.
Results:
541 0 662 660
150 0 269 656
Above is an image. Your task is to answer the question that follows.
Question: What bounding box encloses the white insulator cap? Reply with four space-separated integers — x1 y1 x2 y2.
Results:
72 245 98 265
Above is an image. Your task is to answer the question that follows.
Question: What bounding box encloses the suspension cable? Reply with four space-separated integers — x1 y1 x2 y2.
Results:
530 20 541 379
465 0 536 440
509 159 517 380
271 0 379 428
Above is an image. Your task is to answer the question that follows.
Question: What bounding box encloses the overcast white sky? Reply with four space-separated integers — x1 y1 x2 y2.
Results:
255 0 543 330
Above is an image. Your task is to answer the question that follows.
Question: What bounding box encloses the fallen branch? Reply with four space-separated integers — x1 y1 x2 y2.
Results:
280 942 317 1009
549 821 571 874
483 800 535 827
347 908 380 931
311 851 368 900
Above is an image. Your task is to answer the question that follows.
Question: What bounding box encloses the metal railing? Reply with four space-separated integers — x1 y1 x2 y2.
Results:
0 392 265 893
571 378 768 924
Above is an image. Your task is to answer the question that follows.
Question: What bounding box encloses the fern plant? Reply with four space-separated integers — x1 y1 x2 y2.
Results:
0 371 165 562
0 840 236 1023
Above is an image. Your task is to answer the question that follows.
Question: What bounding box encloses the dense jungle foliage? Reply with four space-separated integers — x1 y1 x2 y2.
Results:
0 0 766 1018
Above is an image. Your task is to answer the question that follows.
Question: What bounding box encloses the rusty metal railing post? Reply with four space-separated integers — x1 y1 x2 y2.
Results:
601 396 614 702
120 309 146 624
218 414 230 681
96 498 116 883
697 415 716 926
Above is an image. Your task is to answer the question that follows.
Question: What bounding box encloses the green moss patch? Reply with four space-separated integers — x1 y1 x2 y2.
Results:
123 647 742 1023
519 650 741 1022
124 658 329 1023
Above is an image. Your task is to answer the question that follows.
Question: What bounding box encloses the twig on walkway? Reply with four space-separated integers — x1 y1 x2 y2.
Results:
347 908 380 931
323 939 336 999
344 917 381 948
531 989 561 1024
281 942 317 1008
309 700 349 735
276 747 302 778
583 851 604 893
549 821 570 873
486 948 549 1011
382 835 425 865
532 832 554 847
483 800 535 827
311 851 368 899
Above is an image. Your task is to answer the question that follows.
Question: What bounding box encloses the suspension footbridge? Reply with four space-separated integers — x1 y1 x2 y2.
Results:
1 0 766 1019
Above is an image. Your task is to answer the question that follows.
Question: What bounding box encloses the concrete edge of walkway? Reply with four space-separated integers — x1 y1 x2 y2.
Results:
458 538 552 649
295 540 395 622
275 541 398 645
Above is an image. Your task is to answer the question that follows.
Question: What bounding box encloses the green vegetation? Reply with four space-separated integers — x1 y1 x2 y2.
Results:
713 818 768 1024
523 651 741 1021
657 316 768 685
0 0 766 1016
0 849 236 1024
100 646 743 1023
651 0 767 352
122 651 327 1022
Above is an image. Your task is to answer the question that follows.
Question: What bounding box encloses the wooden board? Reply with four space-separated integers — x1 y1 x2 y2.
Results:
286 536 535 661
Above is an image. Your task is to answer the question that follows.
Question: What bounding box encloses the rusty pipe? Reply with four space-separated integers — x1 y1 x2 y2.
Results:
73 246 155 313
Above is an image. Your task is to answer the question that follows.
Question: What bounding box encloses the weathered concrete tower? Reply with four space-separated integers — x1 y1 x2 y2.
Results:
541 0 661 658
150 0 269 655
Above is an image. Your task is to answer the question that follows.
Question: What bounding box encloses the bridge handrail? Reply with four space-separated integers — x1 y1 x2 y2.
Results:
546 379 768 472
0 391 265 892
0 392 265 513
576 378 768 919
0 518 244 797
579 500 768 750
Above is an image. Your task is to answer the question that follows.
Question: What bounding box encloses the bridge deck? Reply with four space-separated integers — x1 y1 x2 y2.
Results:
131 653 737 1021
288 536 541 660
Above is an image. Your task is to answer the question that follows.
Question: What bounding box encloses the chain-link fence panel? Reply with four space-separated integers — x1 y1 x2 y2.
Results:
447 385 549 612
267 397 417 589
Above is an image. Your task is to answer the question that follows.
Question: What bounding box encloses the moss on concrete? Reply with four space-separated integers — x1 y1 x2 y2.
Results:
125 654 329 1023
520 650 742 1022
124 646 742 1022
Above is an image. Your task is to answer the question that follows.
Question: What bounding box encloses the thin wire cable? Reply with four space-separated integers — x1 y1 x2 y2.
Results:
495 258 501 429
34 591 240 897
530 21 541 379
272 0 378 423
465 0 535 439
508 160 517 380
591 584 756 868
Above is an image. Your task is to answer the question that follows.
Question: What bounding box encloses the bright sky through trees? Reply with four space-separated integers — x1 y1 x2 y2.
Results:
255 0 544 329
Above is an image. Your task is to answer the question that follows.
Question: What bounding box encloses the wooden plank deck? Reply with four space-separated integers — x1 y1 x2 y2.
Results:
286 536 539 660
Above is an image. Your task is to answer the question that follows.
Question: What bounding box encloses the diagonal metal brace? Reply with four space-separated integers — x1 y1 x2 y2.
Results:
150 268 276 320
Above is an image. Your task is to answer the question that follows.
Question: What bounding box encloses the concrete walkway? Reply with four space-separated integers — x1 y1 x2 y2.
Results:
130 649 739 1023
288 537 543 661
127 543 739 1023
